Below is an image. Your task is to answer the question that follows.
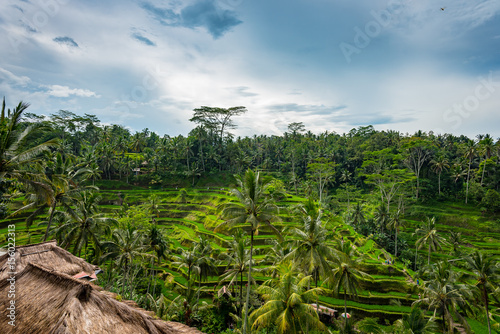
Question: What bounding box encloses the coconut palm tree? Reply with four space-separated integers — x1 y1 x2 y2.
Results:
374 204 389 234
462 140 477 204
349 202 366 229
0 99 58 187
387 210 405 259
219 231 251 317
101 223 153 296
416 261 473 333
393 304 438 334
478 134 494 185
146 224 171 296
464 251 499 334
430 155 449 196
250 264 327 334
55 190 116 259
285 198 335 287
448 231 463 256
172 248 199 283
1 99 58 227
325 240 371 328
415 217 447 266
216 169 281 334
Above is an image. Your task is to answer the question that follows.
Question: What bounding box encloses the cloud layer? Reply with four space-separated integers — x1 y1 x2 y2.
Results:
0 0 499 138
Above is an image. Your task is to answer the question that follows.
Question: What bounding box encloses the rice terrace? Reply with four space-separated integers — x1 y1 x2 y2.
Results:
0 101 499 333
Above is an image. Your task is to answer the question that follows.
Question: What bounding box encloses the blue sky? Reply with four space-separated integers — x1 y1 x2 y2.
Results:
1 0 499 138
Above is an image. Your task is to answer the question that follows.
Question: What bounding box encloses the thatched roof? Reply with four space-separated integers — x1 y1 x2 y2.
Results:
0 263 204 334
0 240 99 281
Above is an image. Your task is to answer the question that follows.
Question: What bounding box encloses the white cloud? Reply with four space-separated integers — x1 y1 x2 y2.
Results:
46 85 100 98
0 67 30 86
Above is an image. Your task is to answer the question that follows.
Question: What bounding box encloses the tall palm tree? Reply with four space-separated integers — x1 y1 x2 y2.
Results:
430 155 449 196
101 223 153 296
462 140 477 204
325 240 371 327
415 217 446 266
250 264 327 334
146 225 170 296
464 251 499 334
478 134 494 185
219 231 251 317
216 169 282 334
285 198 335 287
386 210 405 259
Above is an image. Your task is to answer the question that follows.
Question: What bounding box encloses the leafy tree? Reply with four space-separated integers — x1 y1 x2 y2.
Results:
306 157 336 205
402 138 433 200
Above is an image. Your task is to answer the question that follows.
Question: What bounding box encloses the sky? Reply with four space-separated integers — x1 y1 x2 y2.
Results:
0 0 499 138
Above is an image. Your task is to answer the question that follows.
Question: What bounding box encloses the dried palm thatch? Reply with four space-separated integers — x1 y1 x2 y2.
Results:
0 263 204 334
0 240 99 281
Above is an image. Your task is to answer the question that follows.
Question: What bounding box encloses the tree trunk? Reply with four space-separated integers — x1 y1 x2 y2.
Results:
395 228 398 258
438 172 441 195
466 157 472 204
43 201 57 242
483 286 491 334
242 231 254 334
428 244 431 265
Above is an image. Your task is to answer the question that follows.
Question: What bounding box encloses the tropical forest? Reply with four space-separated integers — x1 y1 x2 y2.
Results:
1 100 499 334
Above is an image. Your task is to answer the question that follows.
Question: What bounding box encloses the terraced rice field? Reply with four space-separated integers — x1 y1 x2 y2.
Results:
2 184 499 332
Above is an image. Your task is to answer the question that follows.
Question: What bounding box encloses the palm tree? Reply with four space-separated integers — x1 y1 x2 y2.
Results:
478 134 494 185
1 99 58 222
448 231 463 256
101 223 153 296
216 169 281 334
325 240 371 327
417 261 473 333
55 191 116 259
464 251 499 334
250 264 327 334
430 155 449 195
219 231 251 317
393 304 438 334
374 204 389 234
462 140 477 204
415 217 446 266
349 202 366 229
386 210 405 259
172 248 199 283
146 225 170 296
285 198 335 287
